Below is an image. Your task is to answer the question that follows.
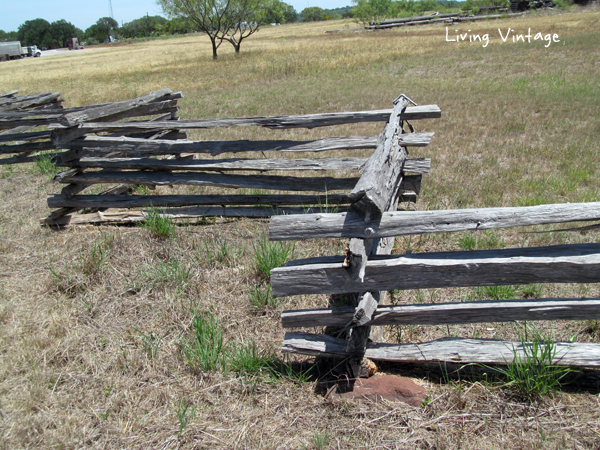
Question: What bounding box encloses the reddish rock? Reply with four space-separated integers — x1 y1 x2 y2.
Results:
336 374 426 406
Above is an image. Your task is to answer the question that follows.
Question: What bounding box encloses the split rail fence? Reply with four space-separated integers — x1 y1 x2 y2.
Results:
42 91 440 226
366 10 521 30
269 98 600 373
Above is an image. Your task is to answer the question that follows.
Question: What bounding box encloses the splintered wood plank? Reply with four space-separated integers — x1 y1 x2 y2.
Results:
0 130 51 143
59 89 173 126
281 332 600 367
348 97 412 219
72 156 431 173
42 206 351 226
270 243 600 297
0 90 18 98
0 92 62 111
48 105 442 134
0 140 55 154
47 193 353 209
75 156 368 171
281 298 600 328
63 136 381 155
268 202 600 241
55 170 359 192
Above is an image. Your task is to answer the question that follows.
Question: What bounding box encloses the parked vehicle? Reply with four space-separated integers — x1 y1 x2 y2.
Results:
0 41 22 61
0 41 41 61
68 38 83 50
21 45 42 57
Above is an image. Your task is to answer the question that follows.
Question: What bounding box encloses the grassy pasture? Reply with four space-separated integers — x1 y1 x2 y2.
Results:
1 7 600 449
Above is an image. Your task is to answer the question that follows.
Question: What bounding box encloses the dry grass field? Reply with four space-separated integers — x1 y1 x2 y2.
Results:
1 6 600 449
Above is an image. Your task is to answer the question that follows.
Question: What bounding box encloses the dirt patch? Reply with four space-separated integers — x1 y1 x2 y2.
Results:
336 374 426 406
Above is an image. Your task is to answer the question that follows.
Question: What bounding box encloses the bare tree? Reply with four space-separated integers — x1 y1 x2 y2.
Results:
221 0 262 54
158 0 262 60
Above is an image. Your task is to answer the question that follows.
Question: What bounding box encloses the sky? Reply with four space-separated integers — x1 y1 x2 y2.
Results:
0 0 354 33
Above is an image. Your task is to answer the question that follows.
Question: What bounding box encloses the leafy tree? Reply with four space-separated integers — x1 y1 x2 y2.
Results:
0 30 19 41
158 0 264 59
301 6 326 21
352 0 392 25
257 0 297 24
85 17 119 44
121 15 168 38
283 4 298 22
49 20 83 48
159 17 195 34
18 18 52 48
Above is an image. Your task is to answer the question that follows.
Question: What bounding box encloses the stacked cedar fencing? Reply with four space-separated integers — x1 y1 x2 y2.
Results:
366 10 521 30
1 89 184 224
44 92 441 227
269 100 600 373
1 90 65 165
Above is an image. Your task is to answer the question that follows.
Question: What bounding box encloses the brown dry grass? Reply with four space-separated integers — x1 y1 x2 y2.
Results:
1 6 600 449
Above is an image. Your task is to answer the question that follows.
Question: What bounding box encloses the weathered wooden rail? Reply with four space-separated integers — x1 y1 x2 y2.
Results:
1 89 183 171
269 97 600 372
43 92 441 226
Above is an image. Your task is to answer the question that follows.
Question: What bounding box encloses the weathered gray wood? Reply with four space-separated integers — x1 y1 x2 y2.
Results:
57 170 359 192
64 133 431 155
0 152 69 166
0 140 55 154
269 202 600 241
0 90 18 98
0 125 35 136
0 130 51 143
0 118 58 130
47 193 353 209
42 206 351 226
0 92 62 111
59 89 173 126
349 97 411 219
63 135 384 155
90 100 179 124
0 92 50 107
270 243 600 297
49 105 442 135
282 298 600 328
281 332 600 368
68 157 431 173
74 156 369 172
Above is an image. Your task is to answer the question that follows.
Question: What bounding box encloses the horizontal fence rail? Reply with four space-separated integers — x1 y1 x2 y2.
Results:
269 202 600 240
281 298 600 328
270 243 600 297
282 333 600 368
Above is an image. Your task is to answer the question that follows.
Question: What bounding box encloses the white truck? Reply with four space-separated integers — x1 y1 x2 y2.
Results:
21 45 42 57
0 41 41 61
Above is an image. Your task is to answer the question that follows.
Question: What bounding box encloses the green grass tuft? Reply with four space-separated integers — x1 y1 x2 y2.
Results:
142 208 176 239
252 232 294 280
181 312 226 373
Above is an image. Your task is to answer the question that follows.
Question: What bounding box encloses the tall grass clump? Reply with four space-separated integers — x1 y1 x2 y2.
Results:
181 312 225 372
228 341 276 377
247 284 279 310
492 324 574 400
252 232 294 279
34 151 59 181
142 208 176 239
